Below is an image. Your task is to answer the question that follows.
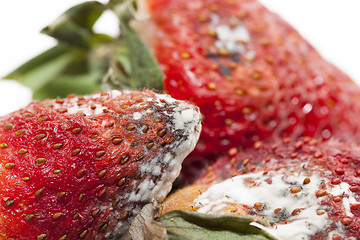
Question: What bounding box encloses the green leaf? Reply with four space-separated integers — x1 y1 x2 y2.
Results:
106 22 164 90
108 0 138 24
42 1 107 48
4 44 81 92
42 22 91 49
61 1 106 30
5 0 164 101
4 44 70 79
33 70 103 100
157 211 278 240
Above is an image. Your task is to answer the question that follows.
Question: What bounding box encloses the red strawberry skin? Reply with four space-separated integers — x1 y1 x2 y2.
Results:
197 138 360 239
0 90 201 239
145 0 360 158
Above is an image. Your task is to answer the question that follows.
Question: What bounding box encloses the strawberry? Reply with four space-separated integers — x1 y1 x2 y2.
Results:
143 0 360 159
161 138 360 239
0 90 201 239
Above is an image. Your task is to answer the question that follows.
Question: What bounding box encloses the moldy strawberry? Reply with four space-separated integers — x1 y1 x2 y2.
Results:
0 90 201 239
144 0 360 160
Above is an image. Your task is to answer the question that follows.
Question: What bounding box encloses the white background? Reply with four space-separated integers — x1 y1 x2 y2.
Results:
0 0 359 115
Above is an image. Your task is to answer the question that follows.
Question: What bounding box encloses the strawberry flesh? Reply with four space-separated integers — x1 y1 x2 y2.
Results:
0 90 201 239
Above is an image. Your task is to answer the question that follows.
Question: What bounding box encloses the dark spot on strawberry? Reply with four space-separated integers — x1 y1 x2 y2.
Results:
0 143 8 148
15 129 26 136
291 208 301 216
37 234 47 240
35 133 47 140
112 137 122 145
73 213 80 220
95 150 106 158
5 198 15 207
76 169 87 178
23 113 33 118
303 178 311 185
91 209 100 217
71 148 81 156
78 194 84 202
4 123 13 130
71 128 82 135
126 124 136 131
53 212 63 219
142 125 149 134
73 212 80 220
100 223 108 232
97 187 106 197
131 141 139 147
105 122 114 128
53 143 63 149
98 169 107 178
25 214 35 221
157 128 167 137
18 149 28 154
57 192 67 199
117 178 126 187
121 212 128 220
58 235 67 240
79 230 88 238
219 64 231 76
5 163 16 169
146 142 154 149
38 116 48 122
112 199 120 209
35 188 45 197
135 155 145 162
36 158 47 166
133 171 142 180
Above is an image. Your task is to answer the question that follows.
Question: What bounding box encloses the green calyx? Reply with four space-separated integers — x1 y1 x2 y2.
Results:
129 204 278 240
4 0 164 100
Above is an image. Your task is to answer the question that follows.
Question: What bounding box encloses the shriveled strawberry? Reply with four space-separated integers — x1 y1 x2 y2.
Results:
0 90 201 240
162 138 360 239
144 0 360 160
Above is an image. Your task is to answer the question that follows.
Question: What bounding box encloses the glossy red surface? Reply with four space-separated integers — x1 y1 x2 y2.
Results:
147 0 360 160
0 90 191 239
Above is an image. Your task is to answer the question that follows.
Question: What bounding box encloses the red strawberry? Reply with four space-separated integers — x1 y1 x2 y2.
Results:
143 0 360 159
163 138 360 239
0 90 201 239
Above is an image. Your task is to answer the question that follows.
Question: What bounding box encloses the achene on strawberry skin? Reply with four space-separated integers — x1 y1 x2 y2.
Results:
0 90 201 240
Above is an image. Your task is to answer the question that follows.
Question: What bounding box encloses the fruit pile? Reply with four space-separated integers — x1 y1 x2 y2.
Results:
2 0 360 239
